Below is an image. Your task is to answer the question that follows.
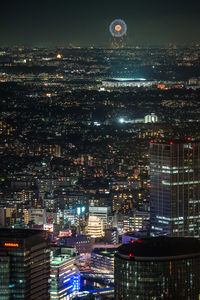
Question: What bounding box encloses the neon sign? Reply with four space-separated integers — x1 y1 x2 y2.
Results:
4 242 19 247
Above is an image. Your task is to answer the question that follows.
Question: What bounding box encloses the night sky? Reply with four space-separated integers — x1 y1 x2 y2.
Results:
1 0 200 47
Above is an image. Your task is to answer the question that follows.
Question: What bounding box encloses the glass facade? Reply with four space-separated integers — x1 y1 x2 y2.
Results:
0 229 50 300
150 141 200 237
0 257 10 300
91 249 115 283
50 255 80 299
115 255 200 299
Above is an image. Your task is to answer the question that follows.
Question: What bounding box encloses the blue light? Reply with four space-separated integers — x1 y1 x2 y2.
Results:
73 274 80 291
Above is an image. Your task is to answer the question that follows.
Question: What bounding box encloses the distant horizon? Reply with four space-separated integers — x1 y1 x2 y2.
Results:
1 42 200 49
1 0 200 47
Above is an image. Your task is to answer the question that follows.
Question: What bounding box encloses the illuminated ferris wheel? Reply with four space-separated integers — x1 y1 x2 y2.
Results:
109 19 127 38
109 19 127 48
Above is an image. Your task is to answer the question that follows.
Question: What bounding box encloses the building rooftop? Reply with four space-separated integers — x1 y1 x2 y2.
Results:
0 228 45 239
93 248 116 257
117 237 200 259
51 255 73 265
150 138 199 144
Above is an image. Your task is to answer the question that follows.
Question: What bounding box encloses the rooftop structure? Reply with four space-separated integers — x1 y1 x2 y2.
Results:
115 237 200 299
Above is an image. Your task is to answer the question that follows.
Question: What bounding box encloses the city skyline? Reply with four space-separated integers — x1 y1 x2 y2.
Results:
0 0 200 47
1 1 200 297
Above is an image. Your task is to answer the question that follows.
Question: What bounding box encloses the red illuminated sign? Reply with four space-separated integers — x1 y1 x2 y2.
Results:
4 242 19 247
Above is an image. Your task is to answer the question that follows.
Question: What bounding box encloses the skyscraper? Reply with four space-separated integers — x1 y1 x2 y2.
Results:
150 139 200 237
115 237 200 300
0 228 50 300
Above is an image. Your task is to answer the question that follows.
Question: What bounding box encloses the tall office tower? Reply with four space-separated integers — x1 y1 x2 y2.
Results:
0 228 50 300
150 139 200 237
115 237 200 300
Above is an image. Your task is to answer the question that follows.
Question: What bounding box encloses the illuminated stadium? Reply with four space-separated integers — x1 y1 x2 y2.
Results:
102 77 154 88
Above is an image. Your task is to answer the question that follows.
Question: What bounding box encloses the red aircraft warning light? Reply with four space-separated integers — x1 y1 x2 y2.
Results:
170 141 174 145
